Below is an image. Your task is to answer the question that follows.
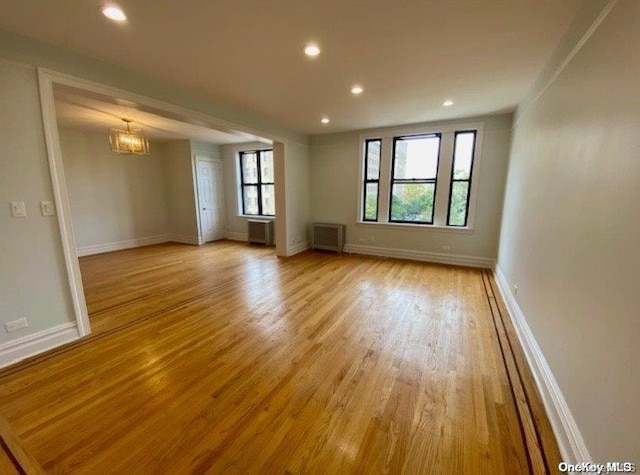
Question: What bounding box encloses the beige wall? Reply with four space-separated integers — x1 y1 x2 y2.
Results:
59 128 170 249
284 141 311 252
0 61 75 346
163 140 199 241
497 0 640 459
309 113 512 260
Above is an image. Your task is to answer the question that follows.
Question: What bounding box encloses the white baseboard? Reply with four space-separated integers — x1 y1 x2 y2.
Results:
493 265 591 463
226 232 248 242
288 240 310 256
0 322 80 368
343 244 494 268
77 234 172 256
170 234 200 245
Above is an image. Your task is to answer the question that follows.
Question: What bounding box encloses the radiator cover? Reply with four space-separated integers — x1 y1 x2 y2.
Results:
248 219 273 245
312 223 346 253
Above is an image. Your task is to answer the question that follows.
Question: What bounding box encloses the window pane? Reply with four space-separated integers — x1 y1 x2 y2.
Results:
243 185 259 215
366 140 381 180
261 184 275 215
452 132 475 180
241 153 258 184
390 183 435 222
260 150 274 183
364 183 378 220
393 135 440 180
448 181 470 226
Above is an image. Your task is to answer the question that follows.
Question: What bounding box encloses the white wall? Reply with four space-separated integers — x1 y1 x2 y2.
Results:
59 128 171 250
163 140 199 243
284 141 311 253
0 61 76 350
309 113 512 262
497 0 639 460
191 140 220 159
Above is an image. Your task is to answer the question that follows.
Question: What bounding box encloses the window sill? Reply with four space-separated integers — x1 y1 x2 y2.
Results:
238 215 276 220
355 221 474 235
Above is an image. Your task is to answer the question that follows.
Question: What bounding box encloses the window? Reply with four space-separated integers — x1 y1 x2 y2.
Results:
362 139 381 221
239 149 274 216
447 131 476 226
359 125 480 228
390 134 441 224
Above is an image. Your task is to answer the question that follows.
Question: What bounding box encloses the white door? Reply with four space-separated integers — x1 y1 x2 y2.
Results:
196 159 225 243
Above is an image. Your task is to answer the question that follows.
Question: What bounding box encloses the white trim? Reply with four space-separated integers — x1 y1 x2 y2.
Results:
355 221 474 235
227 232 248 242
344 244 493 268
493 265 592 463
0 322 80 368
287 240 311 256
237 214 276 220
171 234 200 245
33 67 279 361
76 235 173 257
38 69 92 337
36 68 281 144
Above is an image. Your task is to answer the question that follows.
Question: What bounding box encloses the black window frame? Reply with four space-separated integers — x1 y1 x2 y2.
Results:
362 138 382 222
446 130 477 227
239 149 275 217
388 133 442 225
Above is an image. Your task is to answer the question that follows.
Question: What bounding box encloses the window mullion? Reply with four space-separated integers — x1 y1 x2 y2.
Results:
377 137 393 223
239 153 248 215
433 132 454 226
256 151 263 216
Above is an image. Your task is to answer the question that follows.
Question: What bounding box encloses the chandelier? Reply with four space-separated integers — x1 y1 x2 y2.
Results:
109 119 149 155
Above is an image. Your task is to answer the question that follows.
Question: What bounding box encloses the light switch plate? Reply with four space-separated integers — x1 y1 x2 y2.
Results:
10 201 26 218
40 200 56 216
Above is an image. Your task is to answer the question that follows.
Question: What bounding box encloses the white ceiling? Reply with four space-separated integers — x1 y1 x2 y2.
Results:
0 0 583 135
54 85 251 144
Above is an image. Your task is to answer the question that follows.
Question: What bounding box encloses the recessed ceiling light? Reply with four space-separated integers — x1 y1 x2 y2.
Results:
443 100 454 107
321 117 330 124
304 43 321 57
351 85 364 95
102 5 127 22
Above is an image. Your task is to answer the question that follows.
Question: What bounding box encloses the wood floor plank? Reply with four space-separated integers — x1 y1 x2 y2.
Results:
0 242 560 473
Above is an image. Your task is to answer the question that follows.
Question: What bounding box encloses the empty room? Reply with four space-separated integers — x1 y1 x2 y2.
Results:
0 0 637 473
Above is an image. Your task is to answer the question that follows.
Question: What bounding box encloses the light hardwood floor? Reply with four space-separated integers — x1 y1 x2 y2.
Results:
0 242 560 473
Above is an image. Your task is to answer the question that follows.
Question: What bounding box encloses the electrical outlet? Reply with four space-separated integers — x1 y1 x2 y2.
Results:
442 245 451 251
5 317 28 333
40 200 56 216
513 285 519 296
